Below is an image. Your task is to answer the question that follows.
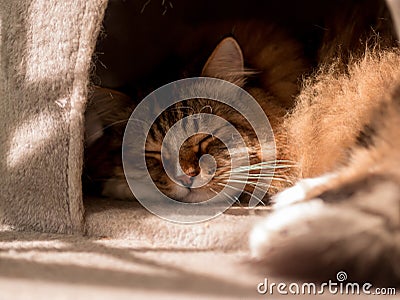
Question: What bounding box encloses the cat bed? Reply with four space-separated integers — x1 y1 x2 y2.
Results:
0 0 267 249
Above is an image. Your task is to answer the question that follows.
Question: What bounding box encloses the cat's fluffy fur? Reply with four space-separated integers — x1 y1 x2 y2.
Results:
249 4 400 285
250 49 400 285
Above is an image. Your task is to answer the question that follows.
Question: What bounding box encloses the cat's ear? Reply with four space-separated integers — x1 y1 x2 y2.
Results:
202 37 245 87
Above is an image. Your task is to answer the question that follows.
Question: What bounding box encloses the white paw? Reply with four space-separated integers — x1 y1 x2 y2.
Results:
250 173 337 260
272 173 336 209
250 199 325 259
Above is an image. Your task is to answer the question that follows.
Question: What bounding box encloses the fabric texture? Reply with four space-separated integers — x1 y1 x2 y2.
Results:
84 198 269 250
0 226 278 300
0 0 108 233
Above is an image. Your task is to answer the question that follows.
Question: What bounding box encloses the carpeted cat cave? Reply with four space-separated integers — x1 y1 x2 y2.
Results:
0 0 273 250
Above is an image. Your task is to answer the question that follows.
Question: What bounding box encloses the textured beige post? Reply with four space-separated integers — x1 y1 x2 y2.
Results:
0 0 108 233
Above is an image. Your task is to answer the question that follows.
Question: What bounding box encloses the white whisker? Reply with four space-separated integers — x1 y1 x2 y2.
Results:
215 173 274 178
216 173 292 182
223 179 272 188
209 188 238 205
228 173 276 178
216 183 266 206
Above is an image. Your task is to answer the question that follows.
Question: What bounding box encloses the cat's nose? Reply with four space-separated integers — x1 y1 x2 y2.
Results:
176 174 194 188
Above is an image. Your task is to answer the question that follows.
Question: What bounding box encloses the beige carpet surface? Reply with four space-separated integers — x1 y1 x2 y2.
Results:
1 219 398 299
84 197 271 250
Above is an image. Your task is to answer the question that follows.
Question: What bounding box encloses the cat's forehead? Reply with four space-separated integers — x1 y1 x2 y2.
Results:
155 98 241 123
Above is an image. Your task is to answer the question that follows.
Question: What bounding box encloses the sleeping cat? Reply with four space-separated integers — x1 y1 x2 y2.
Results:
84 21 309 202
85 6 399 285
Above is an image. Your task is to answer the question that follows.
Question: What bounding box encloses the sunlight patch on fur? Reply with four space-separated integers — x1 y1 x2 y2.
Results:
273 173 337 208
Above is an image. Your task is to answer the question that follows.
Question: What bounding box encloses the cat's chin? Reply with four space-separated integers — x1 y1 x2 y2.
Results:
183 192 213 203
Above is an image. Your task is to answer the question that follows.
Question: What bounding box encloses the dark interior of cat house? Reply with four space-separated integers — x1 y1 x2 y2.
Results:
82 0 394 243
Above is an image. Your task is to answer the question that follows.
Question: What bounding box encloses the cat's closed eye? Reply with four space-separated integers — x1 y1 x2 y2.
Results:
196 134 215 155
